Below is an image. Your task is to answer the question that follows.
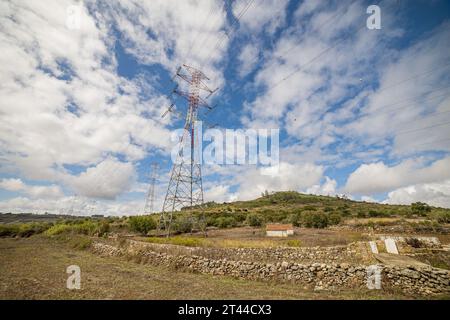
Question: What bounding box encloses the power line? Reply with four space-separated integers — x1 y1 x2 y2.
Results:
193 1 230 62
375 61 450 95
262 1 356 73
185 3 217 61
204 0 256 64
395 120 450 136
324 135 450 167
220 0 394 102
356 87 450 119
265 0 398 93
414 137 450 148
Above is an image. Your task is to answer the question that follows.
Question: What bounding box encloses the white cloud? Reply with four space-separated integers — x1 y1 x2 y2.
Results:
0 0 173 194
0 178 63 199
384 180 450 208
342 21 450 156
242 1 450 170
103 0 227 90
232 0 288 34
0 195 145 216
0 179 25 192
69 158 136 199
305 176 337 196
361 196 377 203
212 161 325 201
204 185 235 203
344 157 450 195
238 42 259 77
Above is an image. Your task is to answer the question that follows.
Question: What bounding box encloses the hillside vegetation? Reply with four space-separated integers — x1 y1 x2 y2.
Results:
1 191 449 238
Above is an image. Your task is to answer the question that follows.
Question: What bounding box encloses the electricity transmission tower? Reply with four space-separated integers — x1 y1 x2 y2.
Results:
67 194 79 216
144 162 159 214
159 64 217 236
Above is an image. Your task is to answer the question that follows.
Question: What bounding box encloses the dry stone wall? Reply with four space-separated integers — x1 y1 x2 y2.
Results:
122 240 372 264
92 240 450 296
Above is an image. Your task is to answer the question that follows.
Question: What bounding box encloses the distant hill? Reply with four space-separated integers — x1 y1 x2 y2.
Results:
186 191 410 212
180 191 449 228
0 212 87 224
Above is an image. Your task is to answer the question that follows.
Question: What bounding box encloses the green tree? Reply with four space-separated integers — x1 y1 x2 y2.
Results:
246 213 264 227
173 215 194 233
214 216 236 228
128 216 156 235
411 202 431 216
302 212 329 229
328 213 342 225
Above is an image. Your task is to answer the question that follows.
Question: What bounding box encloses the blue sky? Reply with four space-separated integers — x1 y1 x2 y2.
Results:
0 0 449 215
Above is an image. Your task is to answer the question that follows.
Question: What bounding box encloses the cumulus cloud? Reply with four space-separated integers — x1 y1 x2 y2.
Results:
210 161 325 201
103 0 228 90
0 0 175 196
232 0 288 34
384 180 450 208
343 21 450 156
238 42 259 77
0 178 63 199
69 158 136 199
344 157 450 195
204 185 236 203
305 176 337 196
361 196 377 203
0 195 145 216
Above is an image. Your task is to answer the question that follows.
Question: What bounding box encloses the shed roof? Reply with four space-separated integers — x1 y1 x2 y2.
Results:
266 223 294 231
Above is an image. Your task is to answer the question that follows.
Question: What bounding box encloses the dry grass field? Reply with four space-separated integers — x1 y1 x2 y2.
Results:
0 236 419 300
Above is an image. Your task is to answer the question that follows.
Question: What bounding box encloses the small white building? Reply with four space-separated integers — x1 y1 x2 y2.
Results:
266 224 294 237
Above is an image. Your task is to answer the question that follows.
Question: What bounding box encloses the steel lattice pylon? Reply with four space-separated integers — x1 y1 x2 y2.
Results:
159 65 216 236
144 162 159 214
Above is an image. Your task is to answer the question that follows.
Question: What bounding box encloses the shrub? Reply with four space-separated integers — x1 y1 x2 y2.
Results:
173 215 194 233
286 239 302 247
0 222 52 238
356 210 366 218
286 213 301 227
246 213 264 227
328 213 342 225
128 216 157 235
146 236 203 247
44 220 110 237
233 213 247 222
97 220 110 236
405 238 423 248
368 210 383 217
411 202 431 216
214 216 237 228
44 224 74 236
301 212 329 229
0 224 20 237
410 220 446 233
430 211 450 223
76 221 98 235
69 236 92 250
